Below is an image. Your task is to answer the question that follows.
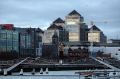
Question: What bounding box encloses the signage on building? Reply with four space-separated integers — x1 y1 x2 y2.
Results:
0 24 14 30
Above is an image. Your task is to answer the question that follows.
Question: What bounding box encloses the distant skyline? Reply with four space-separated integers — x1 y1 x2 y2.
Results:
0 0 120 39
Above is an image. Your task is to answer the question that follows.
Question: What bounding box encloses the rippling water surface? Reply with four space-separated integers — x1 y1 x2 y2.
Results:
0 70 119 79
0 75 81 79
0 70 84 79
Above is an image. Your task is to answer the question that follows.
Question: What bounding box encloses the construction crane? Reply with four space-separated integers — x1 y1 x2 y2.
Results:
90 21 108 25
80 20 109 26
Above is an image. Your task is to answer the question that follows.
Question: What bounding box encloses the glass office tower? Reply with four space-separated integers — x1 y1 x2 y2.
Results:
65 10 88 42
0 30 19 60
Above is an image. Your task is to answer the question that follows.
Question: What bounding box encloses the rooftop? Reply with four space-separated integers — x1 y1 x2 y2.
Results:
68 10 81 16
89 25 101 31
0 24 14 30
53 18 65 23
47 24 63 30
36 28 44 33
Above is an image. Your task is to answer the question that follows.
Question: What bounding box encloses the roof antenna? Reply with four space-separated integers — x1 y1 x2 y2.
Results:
90 21 94 26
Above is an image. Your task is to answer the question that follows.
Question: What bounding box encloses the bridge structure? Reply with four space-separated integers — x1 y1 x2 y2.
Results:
90 56 120 71
75 57 120 79
1 56 120 76
3 57 29 75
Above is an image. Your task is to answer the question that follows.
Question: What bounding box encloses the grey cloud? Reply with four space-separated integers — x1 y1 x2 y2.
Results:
0 0 120 39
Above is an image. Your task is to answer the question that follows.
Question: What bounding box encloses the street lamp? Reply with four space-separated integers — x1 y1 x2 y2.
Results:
90 42 93 56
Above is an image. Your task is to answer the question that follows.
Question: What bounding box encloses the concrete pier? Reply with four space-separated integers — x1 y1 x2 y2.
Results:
3 69 7 76
31 68 35 75
40 68 43 74
45 68 48 74
19 69 23 75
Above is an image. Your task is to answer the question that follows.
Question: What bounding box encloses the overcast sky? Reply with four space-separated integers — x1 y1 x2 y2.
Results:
0 0 120 39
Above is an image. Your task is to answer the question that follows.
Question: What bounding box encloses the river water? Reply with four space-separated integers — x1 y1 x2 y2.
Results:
0 70 83 79
0 70 120 79
0 76 80 79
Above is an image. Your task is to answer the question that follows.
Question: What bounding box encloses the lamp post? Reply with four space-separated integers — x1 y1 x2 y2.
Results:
90 42 93 56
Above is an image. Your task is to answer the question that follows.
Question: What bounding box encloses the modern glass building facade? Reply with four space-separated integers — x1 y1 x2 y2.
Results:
0 25 44 59
65 25 80 42
0 30 19 60
17 28 43 58
43 24 68 44
19 31 35 58
88 25 107 43
20 34 31 49
0 30 19 52
65 10 88 42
